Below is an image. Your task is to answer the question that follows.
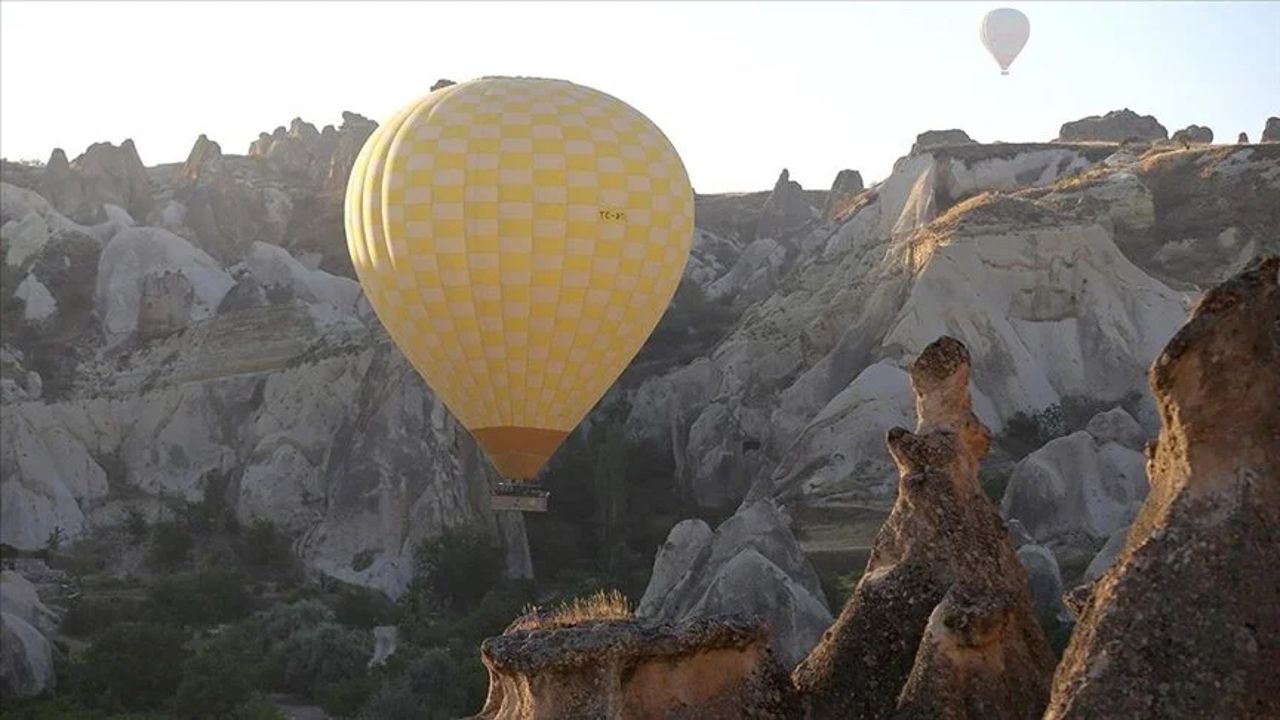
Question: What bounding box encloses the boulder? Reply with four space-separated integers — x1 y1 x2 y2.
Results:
474 615 797 719
95 226 234 341
792 337 1054 720
0 571 58 698
1238 132 1249 144
1000 408 1149 575
1016 544 1070 623
1262 116 1280 142
910 129 975 155
1171 124 1213 145
1047 255 1280 719
1057 109 1168 142
637 500 832 669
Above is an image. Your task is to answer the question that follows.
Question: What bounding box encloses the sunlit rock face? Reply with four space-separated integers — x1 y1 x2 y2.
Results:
1047 256 1280 720
473 615 798 720
792 337 1054 720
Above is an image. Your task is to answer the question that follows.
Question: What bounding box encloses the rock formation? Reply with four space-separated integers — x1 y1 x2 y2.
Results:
822 169 865 221
431 78 457 91
1262 116 1280 142
38 140 151 224
910 129 975 155
791 337 1055 720
755 169 816 241
1171 124 1213 145
472 615 796 719
1057 109 1168 142
1046 255 1280 719
1000 407 1149 577
1239 131 1250 144
1 570 58 697
637 500 832 669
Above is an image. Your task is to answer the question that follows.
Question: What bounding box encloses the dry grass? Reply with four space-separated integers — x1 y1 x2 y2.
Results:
507 589 634 633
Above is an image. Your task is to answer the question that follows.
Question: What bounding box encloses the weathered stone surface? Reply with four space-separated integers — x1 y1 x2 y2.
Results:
756 169 816 241
38 140 152 224
1000 408 1149 575
0 571 58 698
473 615 797 720
1171 124 1213 145
910 129 974 155
1262 116 1280 142
1047 255 1280 719
1017 543 1070 623
638 501 831 669
822 169 865 221
95 226 234 342
792 337 1054 720
1057 109 1168 142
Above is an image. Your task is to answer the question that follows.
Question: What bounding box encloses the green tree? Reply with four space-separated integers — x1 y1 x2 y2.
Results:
593 425 629 573
411 527 503 611
271 623 371 701
147 567 251 627
174 633 257 718
74 622 189 713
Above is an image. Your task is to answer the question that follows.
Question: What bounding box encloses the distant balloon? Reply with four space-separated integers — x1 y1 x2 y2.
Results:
980 8 1030 75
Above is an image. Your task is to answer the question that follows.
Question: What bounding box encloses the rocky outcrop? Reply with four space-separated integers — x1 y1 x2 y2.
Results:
1046 256 1280 719
792 337 1054 720
1239 131 1250 144
910 129 974 155
637 501 832 669
473 615 796 720
1171 124 1213 145
822 169 864 221
1057 109 1168 142
1000 407 1149 576
39 140 152 224
95 226 234 342
1 571 58 698
756 169 816 241
430 78 457 91
1262 116 1280 142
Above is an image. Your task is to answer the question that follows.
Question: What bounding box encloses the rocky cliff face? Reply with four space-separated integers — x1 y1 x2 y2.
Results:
1046 256 1280 719
2 138 532 598
791 337 1055 720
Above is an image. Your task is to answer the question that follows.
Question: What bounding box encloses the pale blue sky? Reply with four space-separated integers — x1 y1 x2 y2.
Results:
2 1 1276 192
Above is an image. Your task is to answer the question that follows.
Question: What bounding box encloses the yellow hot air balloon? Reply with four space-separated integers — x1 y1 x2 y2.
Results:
345 77 694 508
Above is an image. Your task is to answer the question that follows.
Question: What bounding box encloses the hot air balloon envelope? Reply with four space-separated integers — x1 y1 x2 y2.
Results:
981 8 1030 74
345 77 694 489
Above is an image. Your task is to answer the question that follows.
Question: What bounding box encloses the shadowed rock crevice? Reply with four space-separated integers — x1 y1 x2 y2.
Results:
791 336 1054 720
1047 255 1280 719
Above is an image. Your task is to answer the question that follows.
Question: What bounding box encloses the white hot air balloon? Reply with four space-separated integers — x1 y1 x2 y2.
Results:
980 8 1030 75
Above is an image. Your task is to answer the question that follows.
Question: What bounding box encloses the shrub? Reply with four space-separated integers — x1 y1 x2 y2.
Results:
255 599 334 647
240 518 291 570
412 527 503 611
147 567 252 627
74 622 189 713
124 507 149 545
335 587 395 628
229 696 287 720
174 634 256 718
511 589 631 631
60 596 145 639
272 622 371 701
318 675 377 717
149 520 194 570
